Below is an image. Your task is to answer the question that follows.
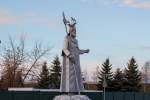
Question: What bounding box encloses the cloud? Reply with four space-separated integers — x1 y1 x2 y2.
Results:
112 0 150 9
0 17 16 25
0 9 17 25
139 46 150 51
0 8 59 27
122 0 150 9
80 0 93 3
80 0 150 9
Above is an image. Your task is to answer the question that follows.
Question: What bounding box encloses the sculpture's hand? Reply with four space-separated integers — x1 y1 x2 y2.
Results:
85 49 90 53
68 54 75 64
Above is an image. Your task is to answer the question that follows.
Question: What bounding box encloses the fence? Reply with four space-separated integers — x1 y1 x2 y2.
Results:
0 91 150 100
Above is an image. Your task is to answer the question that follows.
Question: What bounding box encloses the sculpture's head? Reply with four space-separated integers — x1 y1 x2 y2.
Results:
62 12 77 38
69 24 76 37
68 17 77 38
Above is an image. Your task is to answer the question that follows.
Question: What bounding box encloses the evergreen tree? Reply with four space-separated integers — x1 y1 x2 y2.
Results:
37 62 50 89
112 68 124 91
49 56 61 89
98 58 113 90
124 57 141 91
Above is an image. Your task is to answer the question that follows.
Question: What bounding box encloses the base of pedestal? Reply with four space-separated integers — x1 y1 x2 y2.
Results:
53 95 92 100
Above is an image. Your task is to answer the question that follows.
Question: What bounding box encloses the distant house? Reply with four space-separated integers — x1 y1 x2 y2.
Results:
141 82 150 92
84 81 99 90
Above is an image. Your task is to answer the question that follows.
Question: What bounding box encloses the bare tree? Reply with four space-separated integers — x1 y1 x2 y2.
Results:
92 66 99 83
142 61 150 92
0 35 51 89
82 69 88 83
22 42 51 82
0 36 25 88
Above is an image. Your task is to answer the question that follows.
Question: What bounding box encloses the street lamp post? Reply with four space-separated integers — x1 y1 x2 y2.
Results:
103 74 107 100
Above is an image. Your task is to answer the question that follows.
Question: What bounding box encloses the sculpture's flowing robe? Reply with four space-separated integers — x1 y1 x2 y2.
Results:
60 36 86 92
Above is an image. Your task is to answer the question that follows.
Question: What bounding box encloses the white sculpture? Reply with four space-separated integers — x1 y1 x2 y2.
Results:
60 12 89 93
53 12 91 100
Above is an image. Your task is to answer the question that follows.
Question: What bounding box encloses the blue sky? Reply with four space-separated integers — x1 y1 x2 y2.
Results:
1 0 150 77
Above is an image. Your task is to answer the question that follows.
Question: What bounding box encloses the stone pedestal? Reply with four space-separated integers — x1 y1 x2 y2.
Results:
53 95 92 100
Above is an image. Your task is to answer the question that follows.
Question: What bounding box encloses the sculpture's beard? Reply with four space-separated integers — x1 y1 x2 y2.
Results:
71 33 76 38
